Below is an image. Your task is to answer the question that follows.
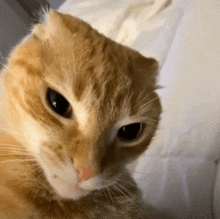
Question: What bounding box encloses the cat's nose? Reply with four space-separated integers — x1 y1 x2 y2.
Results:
75 165 94 181
74 161 98 181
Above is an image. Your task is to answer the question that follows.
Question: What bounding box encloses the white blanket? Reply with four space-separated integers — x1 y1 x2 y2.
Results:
59 1 220 218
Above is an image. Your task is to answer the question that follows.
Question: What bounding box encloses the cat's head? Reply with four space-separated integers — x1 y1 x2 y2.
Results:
2 11 161 200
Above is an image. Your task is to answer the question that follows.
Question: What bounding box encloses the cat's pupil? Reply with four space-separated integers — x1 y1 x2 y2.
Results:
46 88 72 118
117 123 142 141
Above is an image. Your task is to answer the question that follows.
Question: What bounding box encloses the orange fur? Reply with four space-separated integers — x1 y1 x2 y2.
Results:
0 10 161 218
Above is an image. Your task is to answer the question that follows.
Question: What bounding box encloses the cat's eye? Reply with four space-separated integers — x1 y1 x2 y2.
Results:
46 88 72 118
117 123 143 142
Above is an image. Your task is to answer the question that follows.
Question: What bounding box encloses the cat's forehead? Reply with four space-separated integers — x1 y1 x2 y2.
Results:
29 11 134 94
9 10 157 93
32 11 138 107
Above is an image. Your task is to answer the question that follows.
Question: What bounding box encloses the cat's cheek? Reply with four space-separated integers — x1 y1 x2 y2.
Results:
22 119 43 155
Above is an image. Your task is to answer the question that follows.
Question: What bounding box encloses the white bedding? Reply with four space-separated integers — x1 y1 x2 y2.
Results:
59 1 220 218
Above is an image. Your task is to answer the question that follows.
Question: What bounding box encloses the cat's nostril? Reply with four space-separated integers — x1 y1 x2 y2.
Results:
70 157 74 164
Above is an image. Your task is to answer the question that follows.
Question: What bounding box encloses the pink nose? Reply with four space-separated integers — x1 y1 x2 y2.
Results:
75 164 95 181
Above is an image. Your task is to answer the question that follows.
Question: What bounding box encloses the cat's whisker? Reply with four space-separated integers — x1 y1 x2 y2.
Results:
0 61 20 79
0 149 29 154
129 170 148 175
115 182 136 200
112 183 133 202
28 163 41 169
41 147 66 168
0 128 24 139
0 151 33 157
0 147 30 153
115 182 142 206
102 189 109 202
116 182 148 216
57 200 66 215
41 147 57 158
29 164 44 174
0 131 38 147
0 144 28 148
0 152 31 157
0 158 36 164
0 145 27 149
0 52 6 67
28 167 46 180
108 185 117 198
117 179 137 187
106 187 115 206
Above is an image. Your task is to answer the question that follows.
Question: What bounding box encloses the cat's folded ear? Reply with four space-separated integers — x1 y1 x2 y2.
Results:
131 52 159 90
32 10 90 42
32 10 64 40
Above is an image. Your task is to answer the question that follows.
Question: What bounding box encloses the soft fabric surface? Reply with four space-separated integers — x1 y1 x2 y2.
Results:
59 0 220 218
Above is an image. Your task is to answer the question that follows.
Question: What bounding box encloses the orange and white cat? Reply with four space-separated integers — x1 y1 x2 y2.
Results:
0 10 161 218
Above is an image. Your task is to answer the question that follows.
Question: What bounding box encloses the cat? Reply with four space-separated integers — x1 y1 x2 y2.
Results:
0 10 161 219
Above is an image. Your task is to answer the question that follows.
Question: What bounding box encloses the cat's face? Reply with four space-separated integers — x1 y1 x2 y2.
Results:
2 11 161 200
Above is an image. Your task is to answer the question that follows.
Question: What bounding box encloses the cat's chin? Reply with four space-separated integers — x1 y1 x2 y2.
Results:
79 174 119 191
48 172 118 200
49 174 91 200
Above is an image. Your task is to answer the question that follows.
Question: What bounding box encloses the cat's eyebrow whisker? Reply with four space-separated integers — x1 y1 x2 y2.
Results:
141 96 160 108
139 100 159 115
135 96 160 118
138 90 155 104
139 104 154 114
